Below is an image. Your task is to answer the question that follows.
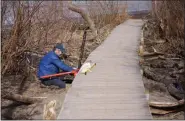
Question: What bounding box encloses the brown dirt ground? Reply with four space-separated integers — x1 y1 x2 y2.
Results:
1 75 71 120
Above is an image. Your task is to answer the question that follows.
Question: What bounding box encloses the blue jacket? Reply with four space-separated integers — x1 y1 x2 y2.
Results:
37 51 73 78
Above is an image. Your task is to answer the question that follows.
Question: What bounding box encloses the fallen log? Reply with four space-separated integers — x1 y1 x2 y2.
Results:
142 51 164 57
143 67 164 82
143 54 182 61
143 67 176 85
167 83 185 100
150 107 181 115
2 93 46 104
144 55 166 61
142 77 169 94
142 56 183 70
141 46 164 57
149 99 184 108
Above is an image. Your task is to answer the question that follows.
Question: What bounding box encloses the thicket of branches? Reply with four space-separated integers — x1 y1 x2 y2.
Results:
2 1 44 76
1 1 128 77
151 0 184 55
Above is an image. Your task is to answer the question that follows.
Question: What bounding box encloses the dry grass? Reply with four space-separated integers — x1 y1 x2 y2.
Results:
88 1 128 29
2 1 43 76
146 0 184 55
152 0 184 38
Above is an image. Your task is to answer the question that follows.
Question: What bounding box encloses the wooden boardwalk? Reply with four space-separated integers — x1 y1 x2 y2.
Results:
58 19 152 119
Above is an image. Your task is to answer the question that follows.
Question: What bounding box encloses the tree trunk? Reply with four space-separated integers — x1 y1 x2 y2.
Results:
68 3 97 37
78 28 87 68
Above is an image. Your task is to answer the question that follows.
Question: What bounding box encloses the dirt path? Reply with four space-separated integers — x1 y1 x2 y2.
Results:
58 19 152 119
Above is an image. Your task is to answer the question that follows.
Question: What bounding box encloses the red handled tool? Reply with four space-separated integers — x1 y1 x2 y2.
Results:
40 69 79 79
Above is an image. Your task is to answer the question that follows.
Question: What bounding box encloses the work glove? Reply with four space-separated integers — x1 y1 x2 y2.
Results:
71 69 78 76
73 67 77 70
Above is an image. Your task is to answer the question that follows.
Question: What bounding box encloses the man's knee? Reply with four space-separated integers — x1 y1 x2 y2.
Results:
53 79 66 88
58 82 66 88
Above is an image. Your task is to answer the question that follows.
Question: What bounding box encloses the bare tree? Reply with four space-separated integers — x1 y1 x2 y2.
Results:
68 2 97 37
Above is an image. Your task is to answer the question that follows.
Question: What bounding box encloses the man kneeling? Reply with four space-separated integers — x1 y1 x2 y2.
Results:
37 44 76 88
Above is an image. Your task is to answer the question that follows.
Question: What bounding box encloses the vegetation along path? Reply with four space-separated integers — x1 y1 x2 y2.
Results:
57 19 152 119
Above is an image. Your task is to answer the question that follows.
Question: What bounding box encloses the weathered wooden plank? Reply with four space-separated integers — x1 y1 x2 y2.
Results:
59 109 151 119
72 82 144 87
63 96 147 104
58 19 152 119
66 93 146 99
62 103 149 111
69 86 145 93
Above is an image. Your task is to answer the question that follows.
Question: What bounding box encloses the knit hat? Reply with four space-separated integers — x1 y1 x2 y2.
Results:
55 43 65 53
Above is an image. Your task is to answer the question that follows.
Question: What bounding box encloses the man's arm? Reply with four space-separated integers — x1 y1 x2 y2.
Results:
52 59 74 72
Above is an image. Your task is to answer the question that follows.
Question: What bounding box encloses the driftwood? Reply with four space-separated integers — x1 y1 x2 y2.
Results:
143 67 175 85
141 46 164 57
142 51 164 57
150 106 184 115
68 4 97 37
144 55 182 61
147 91 184 114
149 99 184 108
141 18 185 117
143 67 184 100
2 93 46 104
150 107 180 115
143 78 169 94
143 67 164 82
